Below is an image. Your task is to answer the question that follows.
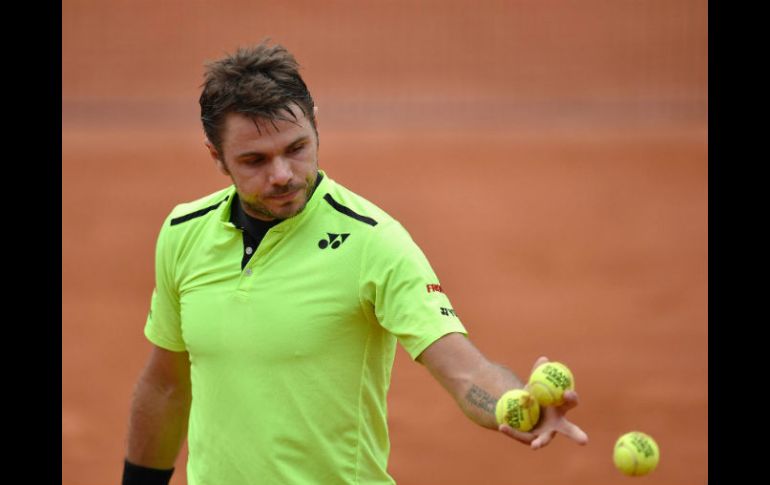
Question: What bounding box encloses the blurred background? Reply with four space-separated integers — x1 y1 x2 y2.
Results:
62 1 707 484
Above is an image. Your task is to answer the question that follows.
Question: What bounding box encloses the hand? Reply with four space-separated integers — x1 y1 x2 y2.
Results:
498 356 589 450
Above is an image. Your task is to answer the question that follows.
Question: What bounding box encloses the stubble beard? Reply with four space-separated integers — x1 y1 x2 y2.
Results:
241 172 317 221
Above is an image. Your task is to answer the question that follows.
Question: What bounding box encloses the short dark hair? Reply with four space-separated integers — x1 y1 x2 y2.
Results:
199 41 317 155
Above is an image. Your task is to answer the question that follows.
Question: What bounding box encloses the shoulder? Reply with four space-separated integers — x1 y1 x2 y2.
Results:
165 186 233 227
154 186 234 252
319 176 422 255
318 177 396 230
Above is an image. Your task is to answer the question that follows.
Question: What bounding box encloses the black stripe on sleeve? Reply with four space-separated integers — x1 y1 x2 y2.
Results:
170 196 230 226
323 194 378 226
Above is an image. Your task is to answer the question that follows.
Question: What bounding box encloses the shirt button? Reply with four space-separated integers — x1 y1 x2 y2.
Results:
245 268 253 276
245 247 253 255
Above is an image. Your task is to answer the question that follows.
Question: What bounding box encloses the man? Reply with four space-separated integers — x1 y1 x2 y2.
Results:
122 42 588 485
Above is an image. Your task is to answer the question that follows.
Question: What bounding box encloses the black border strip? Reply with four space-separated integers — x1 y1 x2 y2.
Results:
323 194 378 226
170 196 230 226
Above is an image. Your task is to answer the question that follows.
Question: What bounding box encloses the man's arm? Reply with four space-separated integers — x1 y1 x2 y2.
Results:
125 344 192 469
417 332 588 449
416 332 524 429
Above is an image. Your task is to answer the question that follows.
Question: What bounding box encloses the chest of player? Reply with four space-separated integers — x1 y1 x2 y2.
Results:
176 223 372 365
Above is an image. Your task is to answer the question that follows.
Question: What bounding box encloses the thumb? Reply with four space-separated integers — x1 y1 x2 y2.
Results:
530 356 549 376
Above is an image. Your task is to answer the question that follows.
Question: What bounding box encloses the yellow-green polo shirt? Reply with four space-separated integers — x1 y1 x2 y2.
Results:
145 170 467 485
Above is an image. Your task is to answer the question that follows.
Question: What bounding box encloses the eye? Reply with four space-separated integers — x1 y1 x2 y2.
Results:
242 157 265 166
287 143 306 154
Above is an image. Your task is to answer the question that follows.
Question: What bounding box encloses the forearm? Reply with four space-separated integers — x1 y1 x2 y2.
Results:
418 334 527 430
125 375 191 469
456 361 525 429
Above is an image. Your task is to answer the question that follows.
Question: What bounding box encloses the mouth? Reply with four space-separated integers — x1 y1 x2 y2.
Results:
268 188 302 202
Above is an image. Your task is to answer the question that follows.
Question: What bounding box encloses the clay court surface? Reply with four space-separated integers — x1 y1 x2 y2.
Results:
63 2 707 484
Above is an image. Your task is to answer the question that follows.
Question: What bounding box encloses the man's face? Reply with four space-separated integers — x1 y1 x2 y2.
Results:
207 105 319 221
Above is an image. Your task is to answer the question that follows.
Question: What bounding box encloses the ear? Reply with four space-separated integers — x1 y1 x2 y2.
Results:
313 106 319 126
205 140 230 176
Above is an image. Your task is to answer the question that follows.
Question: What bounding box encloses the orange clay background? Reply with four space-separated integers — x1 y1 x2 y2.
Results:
62 1 707 484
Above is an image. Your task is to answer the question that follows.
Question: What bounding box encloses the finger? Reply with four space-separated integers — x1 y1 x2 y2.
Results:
531 430 555 450
498 424 535 445
530 356 549 376
558 420 589 445
559 390 579 412
563 390 579 402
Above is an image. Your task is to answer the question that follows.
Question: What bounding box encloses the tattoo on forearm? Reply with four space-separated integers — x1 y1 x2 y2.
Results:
465 385 497 415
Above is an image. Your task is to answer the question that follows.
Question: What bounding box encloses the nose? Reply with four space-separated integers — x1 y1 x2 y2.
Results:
269 156 293 186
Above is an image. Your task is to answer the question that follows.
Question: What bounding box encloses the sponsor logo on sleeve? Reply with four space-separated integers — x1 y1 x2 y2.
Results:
440 307 458 317
426 284 444 294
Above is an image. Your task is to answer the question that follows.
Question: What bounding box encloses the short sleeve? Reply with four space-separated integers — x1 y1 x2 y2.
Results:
143 216 186 351
359 221 467 360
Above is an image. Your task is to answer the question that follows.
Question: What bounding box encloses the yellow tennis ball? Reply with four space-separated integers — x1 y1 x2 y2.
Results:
495 388 540 432
613 431 660 476
527 361 575 406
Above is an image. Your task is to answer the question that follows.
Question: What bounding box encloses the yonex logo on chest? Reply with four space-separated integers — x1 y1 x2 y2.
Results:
318 233 350 249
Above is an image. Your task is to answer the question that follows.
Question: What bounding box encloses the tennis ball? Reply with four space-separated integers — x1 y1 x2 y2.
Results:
613 431 660 476
495 388 540 432
527 361 574 406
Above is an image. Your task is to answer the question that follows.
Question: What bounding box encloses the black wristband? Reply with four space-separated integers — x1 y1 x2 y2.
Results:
122 459 174 485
